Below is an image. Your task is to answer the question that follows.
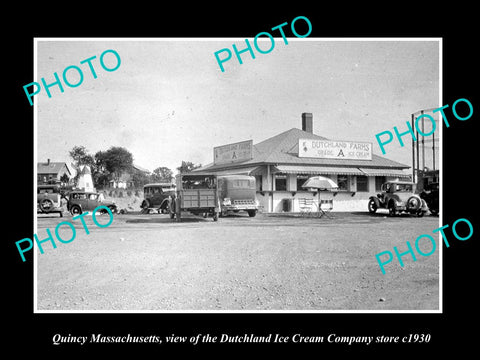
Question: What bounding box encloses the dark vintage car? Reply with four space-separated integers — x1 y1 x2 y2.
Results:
218 175 259 217
67 191 117 215
368 181 428 217
37 184 64 216
420 182 439 216
140 183 176 214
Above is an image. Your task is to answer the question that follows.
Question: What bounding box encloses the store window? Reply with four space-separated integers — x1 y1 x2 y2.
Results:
275 174 287 191
375 176 386 191
337 175 349 191
296 174 309 191
357 175 369 192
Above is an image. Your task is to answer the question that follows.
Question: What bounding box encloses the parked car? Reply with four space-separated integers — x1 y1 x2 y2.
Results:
141 183 176 214
368 181 428 217
169 173 220 221
218 175 259 217
37 184 64 216
67 191 117 215
420 182 439 216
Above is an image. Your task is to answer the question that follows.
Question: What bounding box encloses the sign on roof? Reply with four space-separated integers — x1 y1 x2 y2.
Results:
214 140 253 165
299 139 372 160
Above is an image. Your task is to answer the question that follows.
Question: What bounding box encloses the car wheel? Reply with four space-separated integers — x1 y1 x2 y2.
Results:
213 212 219 221
417 210 425 217
388 201 397 217
367 199 377 214
70 205 82 216
39 199 53 212
247 210 257 217
407 196 421 212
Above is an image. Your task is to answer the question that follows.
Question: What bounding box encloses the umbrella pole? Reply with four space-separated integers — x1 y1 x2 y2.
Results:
318 190 321 217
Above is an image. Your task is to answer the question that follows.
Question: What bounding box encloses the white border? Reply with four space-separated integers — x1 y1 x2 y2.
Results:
33 37 442 314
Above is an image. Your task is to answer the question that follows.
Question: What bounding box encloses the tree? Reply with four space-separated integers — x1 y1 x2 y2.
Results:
177 161 202 173
69 145 96 170
98 146 134 182
93 150 109 187
130 170 150 188
59 173 70 185
151 166 174 183
69 145 95 185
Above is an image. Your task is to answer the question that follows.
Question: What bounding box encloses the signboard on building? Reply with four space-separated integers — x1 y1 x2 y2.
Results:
214 140 253 165
298 139 372 160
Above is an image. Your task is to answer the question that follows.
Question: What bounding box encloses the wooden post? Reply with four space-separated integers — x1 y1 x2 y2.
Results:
432 124 436 171
411 113 415 183
421 110 425 172
267 164 271 213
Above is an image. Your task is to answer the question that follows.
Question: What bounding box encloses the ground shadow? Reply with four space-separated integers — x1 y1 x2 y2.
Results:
126 217 212 224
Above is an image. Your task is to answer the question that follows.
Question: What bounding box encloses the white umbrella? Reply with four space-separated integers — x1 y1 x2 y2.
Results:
301 176 338 216
301 176 338 191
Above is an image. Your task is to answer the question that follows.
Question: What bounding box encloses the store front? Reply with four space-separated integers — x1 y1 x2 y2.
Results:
195 113 410 212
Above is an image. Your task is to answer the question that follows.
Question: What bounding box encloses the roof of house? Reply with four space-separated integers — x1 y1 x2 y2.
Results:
37 161 71 175
198 128 409 172
133 164 151 173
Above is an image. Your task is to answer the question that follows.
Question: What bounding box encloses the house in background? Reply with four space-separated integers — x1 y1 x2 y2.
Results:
108 172 132 189
37 159 72 185
108 164 150 189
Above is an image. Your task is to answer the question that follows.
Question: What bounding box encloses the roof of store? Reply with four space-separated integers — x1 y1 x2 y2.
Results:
198 127 410 172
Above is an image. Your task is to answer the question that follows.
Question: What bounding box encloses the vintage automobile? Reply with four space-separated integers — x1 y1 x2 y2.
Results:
141 182 176 214
420 182 439 216
37 184 64 216
67 190 117 215
169 172 220 221
368 181 428 217
217 175 259 217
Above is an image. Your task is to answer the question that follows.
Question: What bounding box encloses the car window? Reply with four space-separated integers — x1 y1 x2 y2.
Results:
89 194 97 200
39 188 54 194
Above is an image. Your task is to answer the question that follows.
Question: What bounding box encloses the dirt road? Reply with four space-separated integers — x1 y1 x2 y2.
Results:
36 211 440 311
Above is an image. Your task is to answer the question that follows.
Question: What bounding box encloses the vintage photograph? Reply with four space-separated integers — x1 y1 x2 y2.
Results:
33 38 441 312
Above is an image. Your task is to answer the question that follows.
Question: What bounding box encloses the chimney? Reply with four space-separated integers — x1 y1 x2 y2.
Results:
302 113 313 133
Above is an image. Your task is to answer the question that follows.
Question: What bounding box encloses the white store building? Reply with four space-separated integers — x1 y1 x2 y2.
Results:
196 113 411 212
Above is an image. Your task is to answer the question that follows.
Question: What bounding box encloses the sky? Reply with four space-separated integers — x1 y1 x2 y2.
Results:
36 38 440 175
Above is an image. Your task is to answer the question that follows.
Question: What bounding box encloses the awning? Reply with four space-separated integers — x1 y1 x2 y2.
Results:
275 165 364 176
358 168 411 178
209 166 263 176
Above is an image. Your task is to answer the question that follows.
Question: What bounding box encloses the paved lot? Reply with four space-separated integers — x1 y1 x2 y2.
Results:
36 211 440 311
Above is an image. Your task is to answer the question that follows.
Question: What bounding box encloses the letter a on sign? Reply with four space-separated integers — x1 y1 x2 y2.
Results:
337 149 345 157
